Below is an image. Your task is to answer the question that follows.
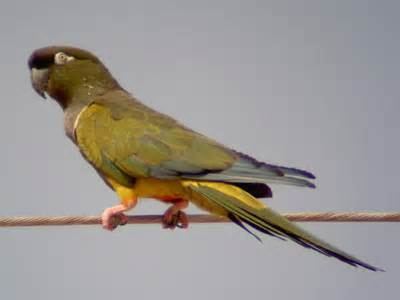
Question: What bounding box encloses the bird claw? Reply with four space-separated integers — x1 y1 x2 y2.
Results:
110 214 128 228
162 210 189 230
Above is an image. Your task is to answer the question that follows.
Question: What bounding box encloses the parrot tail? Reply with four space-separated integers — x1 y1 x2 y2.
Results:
186 181 383 272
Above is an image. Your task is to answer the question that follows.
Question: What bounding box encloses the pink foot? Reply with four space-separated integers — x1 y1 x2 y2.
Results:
101 205 129 231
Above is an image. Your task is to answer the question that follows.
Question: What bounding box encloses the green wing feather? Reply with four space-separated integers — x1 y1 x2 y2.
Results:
75 90 315 189
75 90 236 183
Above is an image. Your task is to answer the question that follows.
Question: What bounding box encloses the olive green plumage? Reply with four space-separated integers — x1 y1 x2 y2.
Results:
75 91 237 186
28 46 382 271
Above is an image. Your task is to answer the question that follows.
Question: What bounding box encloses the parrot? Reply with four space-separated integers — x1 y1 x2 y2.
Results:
28 45 381 271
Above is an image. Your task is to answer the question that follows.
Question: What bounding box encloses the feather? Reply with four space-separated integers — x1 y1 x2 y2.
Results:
185 153 316 188
188 183 382 271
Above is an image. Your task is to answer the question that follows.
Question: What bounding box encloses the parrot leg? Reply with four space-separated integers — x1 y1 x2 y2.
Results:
101 199 137 231
162 199 189 230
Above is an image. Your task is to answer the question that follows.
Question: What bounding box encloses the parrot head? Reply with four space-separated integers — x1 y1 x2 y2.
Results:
28 46 120 108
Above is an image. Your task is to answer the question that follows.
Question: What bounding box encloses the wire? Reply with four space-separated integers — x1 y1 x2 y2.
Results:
0 212 399 227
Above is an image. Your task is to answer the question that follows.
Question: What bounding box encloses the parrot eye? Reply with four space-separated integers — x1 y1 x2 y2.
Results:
54 52 74 65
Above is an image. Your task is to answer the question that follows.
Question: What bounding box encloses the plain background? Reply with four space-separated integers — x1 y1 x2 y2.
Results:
0 1 398 299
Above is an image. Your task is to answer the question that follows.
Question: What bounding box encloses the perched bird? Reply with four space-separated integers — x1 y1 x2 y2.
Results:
28 46 381 271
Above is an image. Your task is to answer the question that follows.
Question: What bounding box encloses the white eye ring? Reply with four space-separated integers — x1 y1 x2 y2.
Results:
54 52 74 65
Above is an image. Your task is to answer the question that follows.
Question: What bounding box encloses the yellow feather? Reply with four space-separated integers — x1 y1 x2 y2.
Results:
106 176 266 216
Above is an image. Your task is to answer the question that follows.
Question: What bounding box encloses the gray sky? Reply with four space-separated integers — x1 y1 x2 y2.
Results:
0 1 398 299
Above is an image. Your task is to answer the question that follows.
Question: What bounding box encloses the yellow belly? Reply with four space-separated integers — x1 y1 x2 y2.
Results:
106 177 229 216
135 178 187 199
107 177 185 200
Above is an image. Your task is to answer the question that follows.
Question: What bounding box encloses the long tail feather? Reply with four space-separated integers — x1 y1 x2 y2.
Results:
187 182 382 271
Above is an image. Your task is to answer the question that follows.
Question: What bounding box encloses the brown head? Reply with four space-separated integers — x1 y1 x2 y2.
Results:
28 46 119 108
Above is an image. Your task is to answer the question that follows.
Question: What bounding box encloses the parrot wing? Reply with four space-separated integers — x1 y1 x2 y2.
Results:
74 90 315 190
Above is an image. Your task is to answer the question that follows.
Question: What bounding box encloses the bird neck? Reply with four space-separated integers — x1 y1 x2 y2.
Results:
47 60 120 110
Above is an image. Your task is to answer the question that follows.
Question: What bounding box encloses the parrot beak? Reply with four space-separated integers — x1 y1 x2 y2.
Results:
30 68 49 99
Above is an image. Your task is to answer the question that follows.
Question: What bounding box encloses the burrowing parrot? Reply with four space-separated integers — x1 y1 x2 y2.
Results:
28 46 381 271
